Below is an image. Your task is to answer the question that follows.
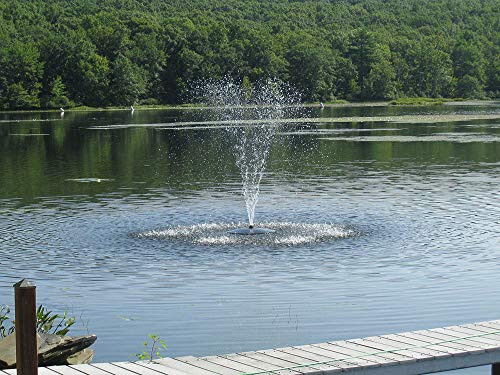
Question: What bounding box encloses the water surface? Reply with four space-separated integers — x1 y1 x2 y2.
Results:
1 103 499 374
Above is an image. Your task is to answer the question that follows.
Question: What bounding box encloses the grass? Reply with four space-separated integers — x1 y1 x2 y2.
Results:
389 97 466 105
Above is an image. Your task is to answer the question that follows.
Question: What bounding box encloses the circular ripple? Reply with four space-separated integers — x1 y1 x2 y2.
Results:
132 222 358 246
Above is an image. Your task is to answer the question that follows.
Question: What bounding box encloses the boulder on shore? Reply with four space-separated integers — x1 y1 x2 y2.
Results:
0 332 96 369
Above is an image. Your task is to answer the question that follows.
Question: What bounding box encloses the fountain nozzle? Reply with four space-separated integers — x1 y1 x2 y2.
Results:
249 225 254 229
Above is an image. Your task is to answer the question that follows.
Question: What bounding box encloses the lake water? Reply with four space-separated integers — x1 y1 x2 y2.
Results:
0 103 499 374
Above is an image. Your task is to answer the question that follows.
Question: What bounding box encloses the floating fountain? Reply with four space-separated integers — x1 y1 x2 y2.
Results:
195 78 297 235
134 78 358 245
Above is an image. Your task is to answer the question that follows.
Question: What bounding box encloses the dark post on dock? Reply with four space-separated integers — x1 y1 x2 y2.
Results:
14 279 38 375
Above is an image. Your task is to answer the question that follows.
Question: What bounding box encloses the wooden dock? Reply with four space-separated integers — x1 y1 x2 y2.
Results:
3 319 500 375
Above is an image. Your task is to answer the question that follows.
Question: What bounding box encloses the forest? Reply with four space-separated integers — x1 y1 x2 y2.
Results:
0 0 498 109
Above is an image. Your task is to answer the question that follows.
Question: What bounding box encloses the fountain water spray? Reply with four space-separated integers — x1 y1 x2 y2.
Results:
193 77 299 234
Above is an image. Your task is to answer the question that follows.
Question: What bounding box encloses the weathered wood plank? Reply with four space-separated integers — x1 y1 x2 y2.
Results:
69 364 113 375
477 321 500 331
218 353 305 375
112 362 174 375
175 356 241 375
395 331 483 354
346 339 417 363
361 335 451 359
47 365 87 375
200 355 274 374
419 329 494 350
442 326 500 346
39 368 61 375
309 342 383 366
292 344 371 370
382 333 465 355
155 358 220 375
134 361 191 375
322 341 401 366
238 351 322 374
255 348 336 372
92 363 142 375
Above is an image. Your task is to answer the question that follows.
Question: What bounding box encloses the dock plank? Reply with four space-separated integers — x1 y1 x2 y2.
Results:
441 326 500 346
69 364 113 375
48 365 88 375
135 361 191 375
255 348 337 373
112 362 173 375
176 355 242 375
92 363 143 375
156 357 220 375
416 329 493 350
9 319 500 375
394 331 483 354
238 351 321 374
320 341 398 366
200 355 275 374
346 339 417 363
293 344 372 370
361 335 451 359
218 353 305 375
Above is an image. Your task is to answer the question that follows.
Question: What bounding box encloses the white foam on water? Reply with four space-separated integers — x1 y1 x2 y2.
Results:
133 221 357 246
65 178 114 183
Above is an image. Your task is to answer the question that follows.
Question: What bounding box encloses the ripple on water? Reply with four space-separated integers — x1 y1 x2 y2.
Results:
132 222 358 246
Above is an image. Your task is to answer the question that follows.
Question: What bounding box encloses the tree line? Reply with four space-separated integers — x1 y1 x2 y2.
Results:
0 0 498 109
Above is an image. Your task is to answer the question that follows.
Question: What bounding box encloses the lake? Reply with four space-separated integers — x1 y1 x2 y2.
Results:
0 103 499 374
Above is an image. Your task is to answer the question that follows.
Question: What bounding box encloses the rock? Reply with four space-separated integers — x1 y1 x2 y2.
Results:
0 333 97 369
0 333 16 369
65 348 94 365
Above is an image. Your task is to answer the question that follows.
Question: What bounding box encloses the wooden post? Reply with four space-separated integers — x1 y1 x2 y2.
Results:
493 363 500 375
14 279 38 375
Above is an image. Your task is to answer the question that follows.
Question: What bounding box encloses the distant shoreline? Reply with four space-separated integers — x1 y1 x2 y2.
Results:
0 99 497 114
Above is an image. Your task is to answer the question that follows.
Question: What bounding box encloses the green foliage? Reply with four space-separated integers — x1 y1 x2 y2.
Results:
389 97 445 105
45 76 73 108
0 0 497 109
36 305 76 336
0 305 75 339
0 306 15 339
135 334 167 361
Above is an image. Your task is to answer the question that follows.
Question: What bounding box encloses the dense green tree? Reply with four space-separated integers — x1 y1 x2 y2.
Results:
45 76 73 108
0 0 497 109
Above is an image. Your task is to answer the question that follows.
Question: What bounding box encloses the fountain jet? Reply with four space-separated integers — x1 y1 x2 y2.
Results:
194 77 299 235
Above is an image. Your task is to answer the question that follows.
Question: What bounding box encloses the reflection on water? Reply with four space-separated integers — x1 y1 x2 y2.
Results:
0 103 499 375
